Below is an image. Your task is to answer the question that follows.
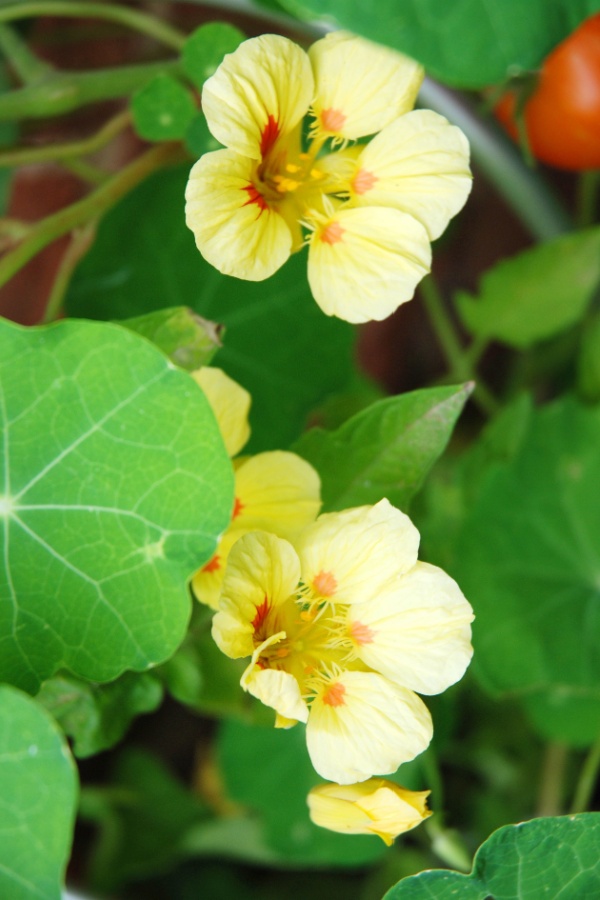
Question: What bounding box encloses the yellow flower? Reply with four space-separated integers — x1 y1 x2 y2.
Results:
212 499 474 783
191 367 321 609
185 32 472 324
307 779 431 844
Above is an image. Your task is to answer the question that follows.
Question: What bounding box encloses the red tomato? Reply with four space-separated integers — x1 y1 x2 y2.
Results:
495 13 600 171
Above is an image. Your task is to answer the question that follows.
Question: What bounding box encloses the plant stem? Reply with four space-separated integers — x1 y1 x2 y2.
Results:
0 141 188 289
570 734 600 814
536 741 568 817
575 170 600 229
0 1 186 51
0 23 53 84
0 108 130 168
0 59 182 122
42 220 96 323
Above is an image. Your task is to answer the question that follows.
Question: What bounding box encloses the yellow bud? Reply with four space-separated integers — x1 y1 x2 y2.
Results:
307 779 431 845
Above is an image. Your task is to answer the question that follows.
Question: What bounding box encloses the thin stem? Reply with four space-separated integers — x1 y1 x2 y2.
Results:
570 734 600 814
575 170 600 229
0 108 130 168
0 23 53 84
536 741 568 817
42 220 96 323
61 157 108 185
0 2 186 52
0 141 188 289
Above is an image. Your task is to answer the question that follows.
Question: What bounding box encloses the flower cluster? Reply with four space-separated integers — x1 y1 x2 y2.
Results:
212 499 474 785
185 31 472 324
191 366 321 609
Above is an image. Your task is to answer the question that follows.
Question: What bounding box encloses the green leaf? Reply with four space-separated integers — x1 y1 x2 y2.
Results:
456 396 600 745
182 23 245 87
455 228 600 349
65 166 355 452
0 685 77 900
577 310 600 402
185 111 222 157
278 0 600 88
131 73 196 142
37 671 163 758
0 317 233 692
384 814 600 898
293 384 472 512
218 720 387 866
119 306 223 371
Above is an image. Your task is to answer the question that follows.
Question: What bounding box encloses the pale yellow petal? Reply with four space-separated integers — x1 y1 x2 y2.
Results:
185 149 292 280
307 206 431 324
307 780 431 843
243 666 309 723
297 499 420 605
233 451 321 539
191 367 251 458
348 561 474 695
350 110 472 240
309 32 423 140
306 670 433 784
191 529 239 612
211 531 300 658
202 34 314 159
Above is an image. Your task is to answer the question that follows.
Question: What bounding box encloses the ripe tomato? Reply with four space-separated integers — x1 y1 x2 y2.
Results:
495 13 600 171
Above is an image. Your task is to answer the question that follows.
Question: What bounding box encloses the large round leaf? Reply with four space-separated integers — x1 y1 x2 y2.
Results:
456 397 600 745
0 317 233 692
0 685 78 900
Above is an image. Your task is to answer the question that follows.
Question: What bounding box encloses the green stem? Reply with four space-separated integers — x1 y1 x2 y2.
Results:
42 220 96 323
0 1 185 51
536 741 568 817
575 170 600 229
0 59 182 121
0 23 53 84
570 733 600 814
0 108 130 167
0 141 188 289
425 816 472 873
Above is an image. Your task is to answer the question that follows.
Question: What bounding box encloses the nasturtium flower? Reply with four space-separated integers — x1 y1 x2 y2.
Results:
212 499 473 784
185 31 472 324
307 779 431 844
191 367 321 609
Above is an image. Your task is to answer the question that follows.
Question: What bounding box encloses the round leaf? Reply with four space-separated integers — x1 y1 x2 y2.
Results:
0 685 77 900
0 317 233 692
131 73 197 142
182 23 244 87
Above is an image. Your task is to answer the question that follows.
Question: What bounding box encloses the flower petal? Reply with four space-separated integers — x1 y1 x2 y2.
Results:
192 367 250 458
307 205 431 323
309 32 423 140
185 149 292 280
348 561 474 695
350 110 472 241
202 34 314 159
233 451 321 539
212 531 301 658
242 665 309 723
297 499 420 605
306 670 432 783
191 528 239 612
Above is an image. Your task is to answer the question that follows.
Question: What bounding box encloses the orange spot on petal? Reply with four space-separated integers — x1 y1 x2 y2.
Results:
260 114 280 157
232 496 244 519
202 554 221 574
320 221 344 246
252 595 270 632
320 107 346 132
350 620 375 645
242 184 268 213
322 681 346 707
353 168 377 195
313 569 338 596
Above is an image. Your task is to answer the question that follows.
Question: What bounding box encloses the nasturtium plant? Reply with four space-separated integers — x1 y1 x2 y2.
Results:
0 685 77 900
131 73 197 142
0 317 233 692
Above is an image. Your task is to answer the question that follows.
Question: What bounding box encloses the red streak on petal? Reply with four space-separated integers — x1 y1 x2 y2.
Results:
312 569 338 597
320 221 345 245
352 168 377 195
320 107 346 132
242 184 268 212
260 114 280 157
252 595 270 632
322 681 346 707
202 554 221 574
232 496 244 519
350 620 375 645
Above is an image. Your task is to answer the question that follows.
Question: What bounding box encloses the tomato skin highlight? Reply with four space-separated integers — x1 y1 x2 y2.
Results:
495 13 600 171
